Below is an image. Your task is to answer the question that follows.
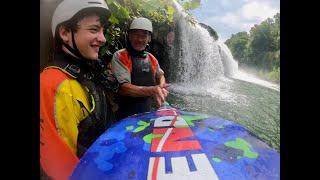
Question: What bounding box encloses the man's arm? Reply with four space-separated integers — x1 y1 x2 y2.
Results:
118 83 159 97
119 83 167 106
158 73 166 87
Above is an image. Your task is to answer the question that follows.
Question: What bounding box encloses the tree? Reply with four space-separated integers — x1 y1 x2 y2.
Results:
225 32 249 64
225 13 280 81
101 0 178 60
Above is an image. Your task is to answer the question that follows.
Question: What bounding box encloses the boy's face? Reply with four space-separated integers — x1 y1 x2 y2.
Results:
129 29 151 51
62 15 106 60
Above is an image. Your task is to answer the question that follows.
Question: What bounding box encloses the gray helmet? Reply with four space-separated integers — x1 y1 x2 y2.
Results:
51 0 110 36
129 17 153 33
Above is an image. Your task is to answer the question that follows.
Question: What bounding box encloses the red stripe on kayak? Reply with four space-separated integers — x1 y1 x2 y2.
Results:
152 157 160 180
169 115 177 126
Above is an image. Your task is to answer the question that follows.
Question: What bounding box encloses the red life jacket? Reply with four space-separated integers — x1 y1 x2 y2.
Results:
115 49 158 120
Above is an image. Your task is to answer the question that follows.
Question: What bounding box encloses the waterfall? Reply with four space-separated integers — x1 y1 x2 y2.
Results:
175 19 224 86
170 0 237 87
169 0 279 92
217 40 238 77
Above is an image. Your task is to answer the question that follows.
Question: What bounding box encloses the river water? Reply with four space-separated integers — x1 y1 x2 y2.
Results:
162 0 280 152
166 77 280 152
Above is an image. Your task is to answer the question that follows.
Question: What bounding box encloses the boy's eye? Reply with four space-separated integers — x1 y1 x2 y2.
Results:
89 28 99 33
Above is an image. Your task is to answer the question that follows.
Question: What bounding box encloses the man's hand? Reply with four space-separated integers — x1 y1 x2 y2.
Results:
153 83 169 107
160 83 169 98
118 83 169 107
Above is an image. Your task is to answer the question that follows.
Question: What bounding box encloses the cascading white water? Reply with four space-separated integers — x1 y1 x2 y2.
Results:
170 0 240 103
176 19 224 86
170 0 279 92
217 40 238 77
172 0 236 87
168 1 280 151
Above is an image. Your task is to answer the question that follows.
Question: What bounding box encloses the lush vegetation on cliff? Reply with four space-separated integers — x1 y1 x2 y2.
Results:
102 0 200 60
225 13 280 83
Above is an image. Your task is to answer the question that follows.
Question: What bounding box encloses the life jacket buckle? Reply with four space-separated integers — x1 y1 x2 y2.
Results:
67 64 81 75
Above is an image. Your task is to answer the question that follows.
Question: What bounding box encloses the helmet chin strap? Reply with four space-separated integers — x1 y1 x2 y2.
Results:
62 31 90 61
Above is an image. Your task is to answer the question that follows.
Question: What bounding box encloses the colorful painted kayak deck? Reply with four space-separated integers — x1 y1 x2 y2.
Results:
71 105 280 180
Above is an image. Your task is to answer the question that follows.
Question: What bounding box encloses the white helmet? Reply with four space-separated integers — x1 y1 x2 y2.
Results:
51 0 110 36
129 17 153 33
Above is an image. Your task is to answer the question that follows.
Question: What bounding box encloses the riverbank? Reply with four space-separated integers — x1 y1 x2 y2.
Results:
238 65 280 84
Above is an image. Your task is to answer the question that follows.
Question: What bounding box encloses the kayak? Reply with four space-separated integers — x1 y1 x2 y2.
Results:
70 104 280 180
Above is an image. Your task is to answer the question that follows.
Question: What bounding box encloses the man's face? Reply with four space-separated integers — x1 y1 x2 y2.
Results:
129 29 151 51
64 15 106 60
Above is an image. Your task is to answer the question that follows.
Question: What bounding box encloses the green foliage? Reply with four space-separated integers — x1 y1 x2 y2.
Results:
267 67 280 83
226 13 280 79
100 0 181 59
225 32 250 64
166 5 175 22
100 25 122 57
255 66 280 83
178 0 200 10
176 0 201 25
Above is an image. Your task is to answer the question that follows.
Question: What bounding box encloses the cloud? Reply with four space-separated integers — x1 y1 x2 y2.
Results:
192 0 279 41
241 1 279 22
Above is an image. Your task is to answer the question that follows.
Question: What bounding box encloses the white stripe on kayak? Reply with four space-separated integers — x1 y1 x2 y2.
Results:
156 127 173 152
147 157 154 180
156 110 177 152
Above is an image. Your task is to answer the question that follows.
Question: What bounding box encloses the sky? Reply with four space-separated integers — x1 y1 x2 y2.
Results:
191 0 280 42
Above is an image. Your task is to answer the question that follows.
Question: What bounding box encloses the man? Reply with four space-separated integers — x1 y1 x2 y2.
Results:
40 0 118 179
112 17 169 120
